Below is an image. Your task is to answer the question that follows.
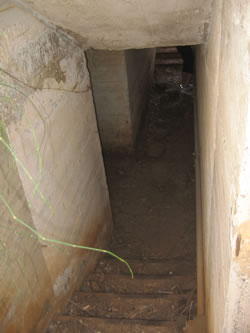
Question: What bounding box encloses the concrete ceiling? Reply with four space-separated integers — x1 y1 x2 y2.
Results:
15 0 212 49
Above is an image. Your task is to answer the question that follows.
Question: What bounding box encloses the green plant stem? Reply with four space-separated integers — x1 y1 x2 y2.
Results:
0 102 43 207
0 194 134 278
0 136 54 213
0 80 47 152
0 95 43 196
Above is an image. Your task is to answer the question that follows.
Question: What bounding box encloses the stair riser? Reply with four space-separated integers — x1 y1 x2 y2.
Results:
48 316 180 333
97 258 196 275
64 292 189 321
81 274 196 294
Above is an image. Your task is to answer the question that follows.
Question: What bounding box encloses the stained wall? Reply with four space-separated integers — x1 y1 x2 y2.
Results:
0 3 112 332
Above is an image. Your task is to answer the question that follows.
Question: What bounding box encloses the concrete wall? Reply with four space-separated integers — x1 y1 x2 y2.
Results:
87 49 155 152
196 0 250 331
0 3 112 332
15 0 212 50
86 50 132 152
125 49 155 144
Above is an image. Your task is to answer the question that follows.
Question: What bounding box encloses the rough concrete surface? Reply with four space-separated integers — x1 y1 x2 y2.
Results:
0 0 249 332
195 0 250 331
14 0 212 49
0 3 112 332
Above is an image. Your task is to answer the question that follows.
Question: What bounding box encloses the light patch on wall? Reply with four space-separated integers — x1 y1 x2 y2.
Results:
4 302 17 328
234 221 250 278
53 259 76 297
234 108 250 227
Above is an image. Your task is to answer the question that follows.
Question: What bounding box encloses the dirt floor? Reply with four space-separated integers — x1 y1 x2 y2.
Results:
105 88 196 262
48 86 197 333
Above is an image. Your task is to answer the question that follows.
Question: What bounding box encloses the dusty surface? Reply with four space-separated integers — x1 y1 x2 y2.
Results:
48 87 197 332
154 47 183 88
105 88 196 261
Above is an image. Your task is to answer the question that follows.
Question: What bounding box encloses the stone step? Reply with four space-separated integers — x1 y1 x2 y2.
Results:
155 58 183 65
48 316 180 333
154 65 182 87
156 47 178 54
156 53 182 60
96 257 196 276
81 273 196 294
64 291 190 321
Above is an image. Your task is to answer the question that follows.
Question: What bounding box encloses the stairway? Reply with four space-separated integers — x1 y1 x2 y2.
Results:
154 47 183 88
47 71 196 333
47 256 196 333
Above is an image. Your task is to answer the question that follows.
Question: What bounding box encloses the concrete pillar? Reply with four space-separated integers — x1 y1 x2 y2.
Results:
86 48 155 152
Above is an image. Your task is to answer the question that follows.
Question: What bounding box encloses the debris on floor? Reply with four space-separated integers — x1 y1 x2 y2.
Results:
47 66 196 333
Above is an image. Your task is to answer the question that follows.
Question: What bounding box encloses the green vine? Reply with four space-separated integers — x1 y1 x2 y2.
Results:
0 194 133 278
0 67 134 290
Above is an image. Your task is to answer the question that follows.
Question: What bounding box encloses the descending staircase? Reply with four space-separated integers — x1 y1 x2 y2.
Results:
154 47 183 88
47 255 196 332
47 53 196 333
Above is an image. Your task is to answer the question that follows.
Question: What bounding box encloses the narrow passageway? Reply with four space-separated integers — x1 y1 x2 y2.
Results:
105 90 195 263
48 67 197 332
1 3 249 331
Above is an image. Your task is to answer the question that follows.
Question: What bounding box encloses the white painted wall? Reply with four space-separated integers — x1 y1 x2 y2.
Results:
196 0 250 331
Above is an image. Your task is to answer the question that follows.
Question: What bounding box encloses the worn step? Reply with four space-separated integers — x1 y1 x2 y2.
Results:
96 257 196 276
156 47 178 54
156 53 182 60
154 65 182 87
81 273 196 294
155 58 183 65
48 316 180 333
64 291 190 321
